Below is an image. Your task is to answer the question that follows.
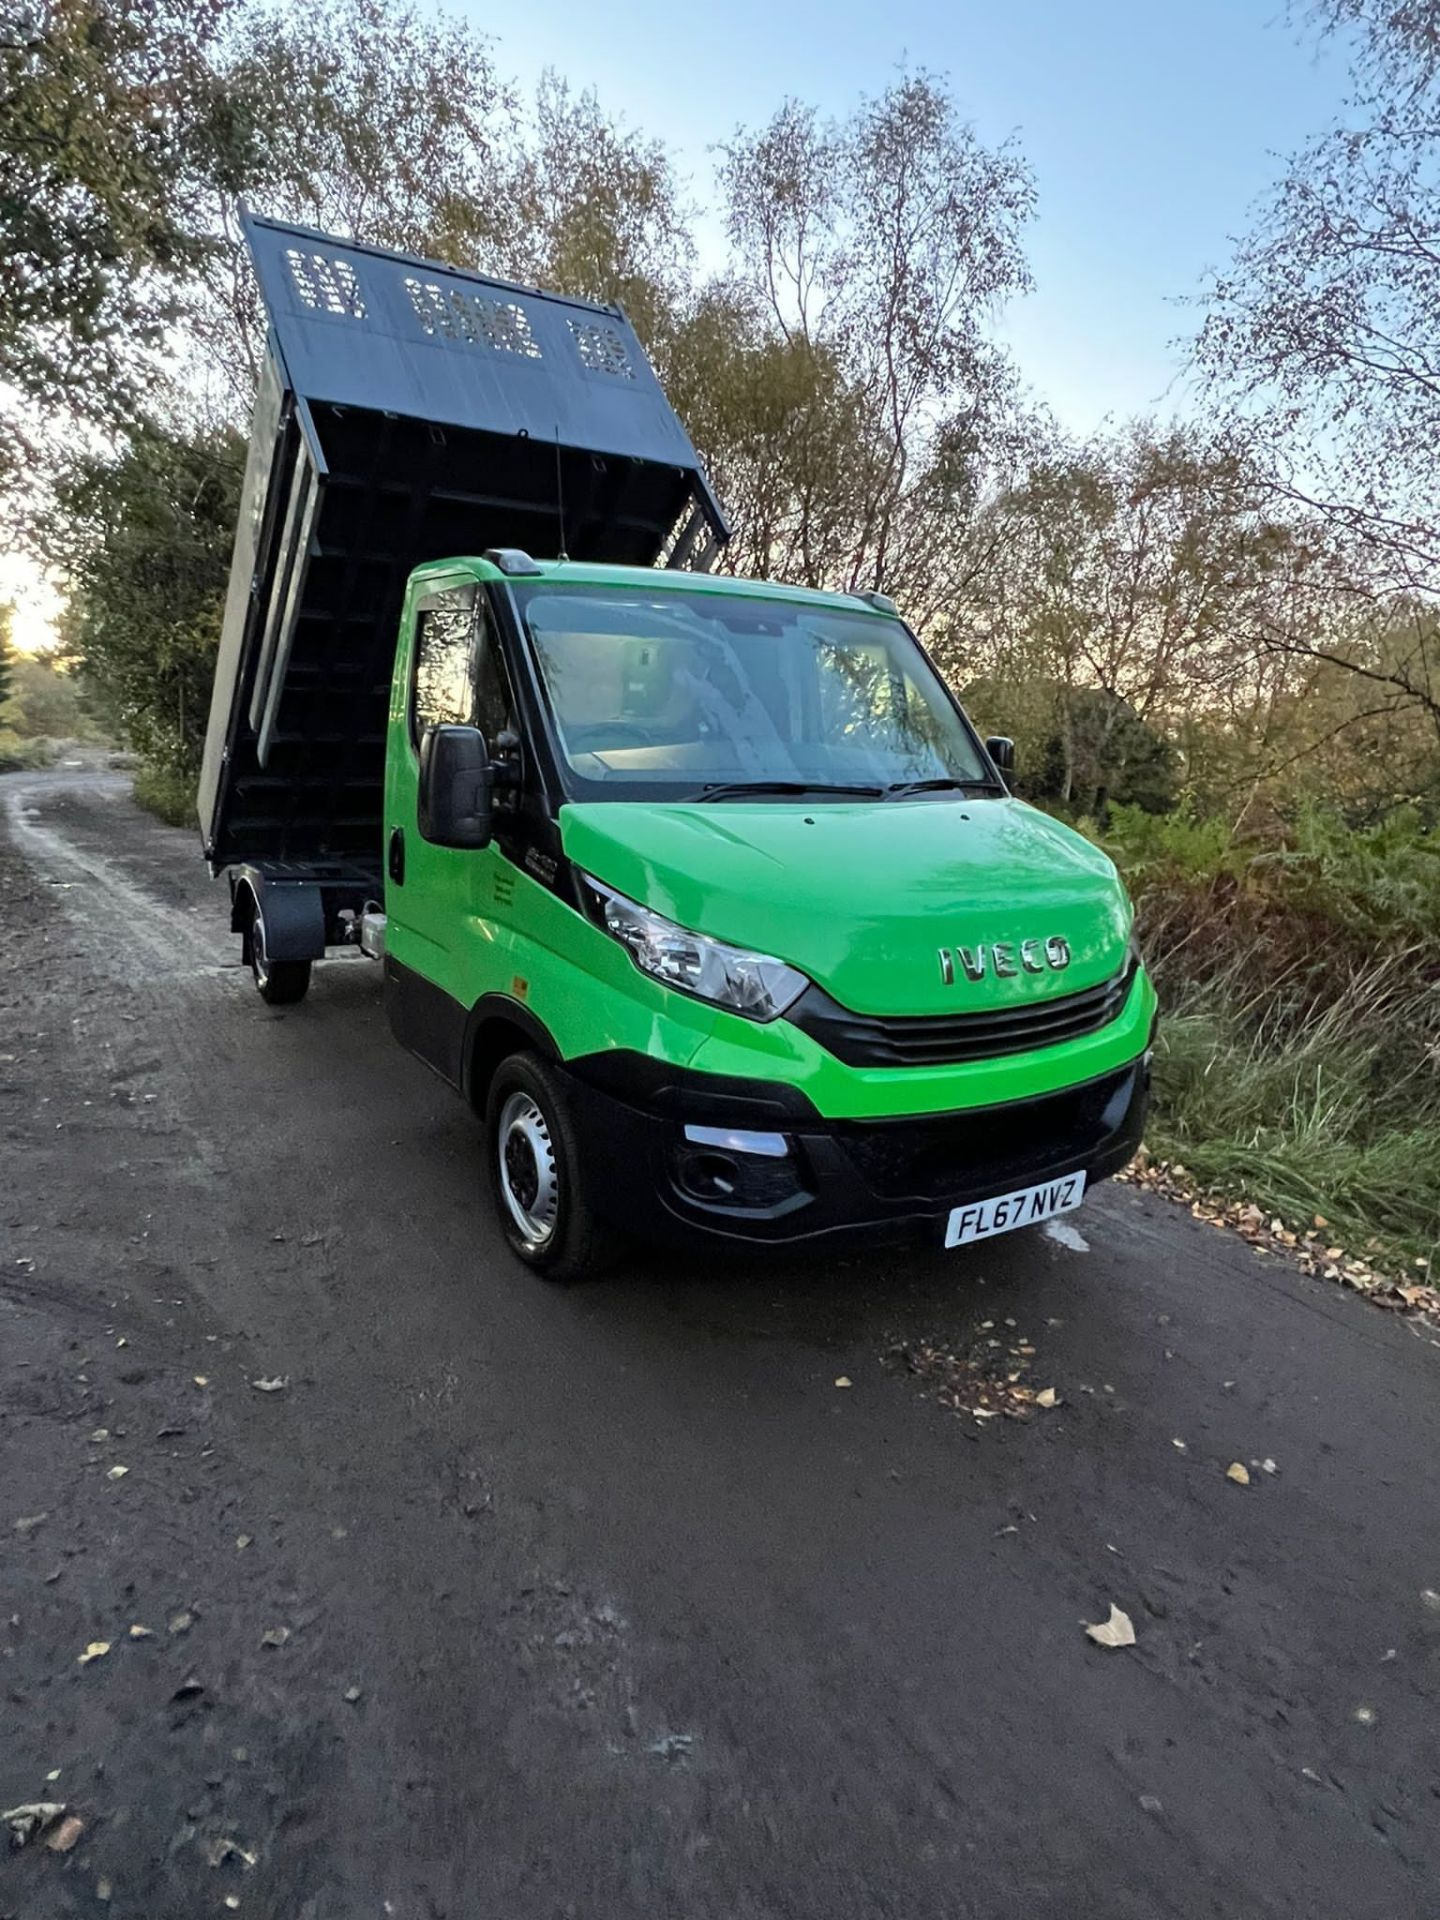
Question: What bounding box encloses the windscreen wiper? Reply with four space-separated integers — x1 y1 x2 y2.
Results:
694 780 886 802
885 777 1006 798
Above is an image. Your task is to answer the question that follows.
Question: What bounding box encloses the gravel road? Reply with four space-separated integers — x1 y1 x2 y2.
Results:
2 769 1438 1920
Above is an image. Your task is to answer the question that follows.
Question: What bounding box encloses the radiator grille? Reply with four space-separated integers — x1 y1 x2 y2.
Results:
789 960 1139 1069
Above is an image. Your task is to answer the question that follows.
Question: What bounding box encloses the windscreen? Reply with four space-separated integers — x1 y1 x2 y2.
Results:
514 585 991 801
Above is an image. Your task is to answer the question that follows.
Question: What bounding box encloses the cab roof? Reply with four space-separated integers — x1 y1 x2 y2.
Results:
415 555 897 619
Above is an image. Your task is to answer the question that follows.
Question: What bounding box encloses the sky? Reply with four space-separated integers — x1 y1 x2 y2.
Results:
481 0 1347 430
3 0 1349 654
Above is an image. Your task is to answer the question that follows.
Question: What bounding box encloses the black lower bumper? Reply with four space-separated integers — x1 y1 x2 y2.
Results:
563 1050 1150 1252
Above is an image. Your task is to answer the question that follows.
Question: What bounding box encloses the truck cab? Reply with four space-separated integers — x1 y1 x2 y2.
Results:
199 218 1154 1278
377 554 1154 1274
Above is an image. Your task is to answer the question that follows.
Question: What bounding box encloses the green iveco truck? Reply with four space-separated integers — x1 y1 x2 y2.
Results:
199 216 1156 1278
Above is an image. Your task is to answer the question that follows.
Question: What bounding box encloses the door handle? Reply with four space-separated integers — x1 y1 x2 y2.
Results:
388 827 405 886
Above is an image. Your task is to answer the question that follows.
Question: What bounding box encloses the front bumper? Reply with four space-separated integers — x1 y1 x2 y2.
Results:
563 1048 1150 1251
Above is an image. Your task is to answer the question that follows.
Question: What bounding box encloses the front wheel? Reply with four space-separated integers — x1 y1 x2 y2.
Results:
248 904 311 1006
485 1053 615 1281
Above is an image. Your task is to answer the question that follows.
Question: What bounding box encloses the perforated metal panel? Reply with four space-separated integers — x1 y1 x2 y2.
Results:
197 214 729 871
241 213 718 474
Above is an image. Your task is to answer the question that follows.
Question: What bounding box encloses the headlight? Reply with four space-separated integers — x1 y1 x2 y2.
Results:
581 876 808 1021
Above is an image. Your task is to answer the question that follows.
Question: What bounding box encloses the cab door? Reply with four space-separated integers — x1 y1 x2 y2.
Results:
384 575 514 1078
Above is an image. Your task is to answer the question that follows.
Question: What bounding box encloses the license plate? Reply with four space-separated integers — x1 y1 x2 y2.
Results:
945 1171 1087 1248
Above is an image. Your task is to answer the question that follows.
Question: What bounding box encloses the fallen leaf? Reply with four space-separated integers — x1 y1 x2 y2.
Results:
205 1836 257 1869
343 1684 363 1703
833 1376 852 1389
46 1814 84 1853
96 1878 113 1902
168 1611 193 1635
44 1770 60 1783
171 1676 204 1701
128 1624 153 1640
90 1428 109 1443
1 1803 66 1847
106 1465 128 1482
1261 1457 1278 1475
1084 1604 1137 1649
1172 1437 1186 1450
13 1513 48 1534
78 1641 110 1666
1035 1387 1059 1409
250 1377 288 1394
1226 1462 1251 1486
235 1535 252 1551
259 1626 290 1648
193 1376 209 1388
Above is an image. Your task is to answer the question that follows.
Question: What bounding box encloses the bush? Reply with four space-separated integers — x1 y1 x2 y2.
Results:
1096 805 1440 1266
132 763 198 828
0 729 53 771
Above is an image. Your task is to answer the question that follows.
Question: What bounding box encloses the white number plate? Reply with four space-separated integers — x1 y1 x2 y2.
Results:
945 1171 1086 1248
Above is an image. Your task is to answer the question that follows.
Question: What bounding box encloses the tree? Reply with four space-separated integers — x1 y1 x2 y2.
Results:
963 674 1179 818
706 75 1035 605
952 424 1291 798
170 0 514 412
0 0 233 504
46 423 243 776
941 416 1440 815
501 76 692 351
0 603 12 709
1196 0 1440 732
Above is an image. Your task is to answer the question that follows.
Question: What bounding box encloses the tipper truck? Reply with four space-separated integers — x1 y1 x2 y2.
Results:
200 214 1157 1278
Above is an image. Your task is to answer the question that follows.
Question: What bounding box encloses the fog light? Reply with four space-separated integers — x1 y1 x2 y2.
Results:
674 1127 805 1210
681 1150 740 1199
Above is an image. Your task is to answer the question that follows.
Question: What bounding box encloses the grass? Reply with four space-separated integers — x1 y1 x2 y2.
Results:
1096 806 1440 1272
0 731 54 772
132 762 198 829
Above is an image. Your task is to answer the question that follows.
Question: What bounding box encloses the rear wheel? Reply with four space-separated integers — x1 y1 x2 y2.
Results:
486 1052 615 1281
247 902 312 1006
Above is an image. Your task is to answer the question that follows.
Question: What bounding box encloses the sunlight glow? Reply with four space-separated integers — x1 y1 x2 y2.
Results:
0 551 61 655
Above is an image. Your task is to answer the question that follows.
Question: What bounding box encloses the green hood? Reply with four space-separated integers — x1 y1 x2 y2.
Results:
559 798 1133 1018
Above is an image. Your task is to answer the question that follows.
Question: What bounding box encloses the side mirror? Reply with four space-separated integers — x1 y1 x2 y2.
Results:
985 735 1016 776
418 724 494 848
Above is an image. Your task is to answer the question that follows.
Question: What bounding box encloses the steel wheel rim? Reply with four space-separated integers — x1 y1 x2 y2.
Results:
251 912 269 984
497 1090 559 1248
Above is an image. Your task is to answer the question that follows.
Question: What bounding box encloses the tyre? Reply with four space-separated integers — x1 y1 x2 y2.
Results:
486 1052 616 1281
247 902 312 1006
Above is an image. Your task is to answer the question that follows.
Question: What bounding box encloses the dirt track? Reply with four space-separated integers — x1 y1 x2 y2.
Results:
2 769 1439 1920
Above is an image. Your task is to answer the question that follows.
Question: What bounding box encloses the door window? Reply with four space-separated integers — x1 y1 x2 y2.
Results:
410 585 516 753
411 590 478 745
